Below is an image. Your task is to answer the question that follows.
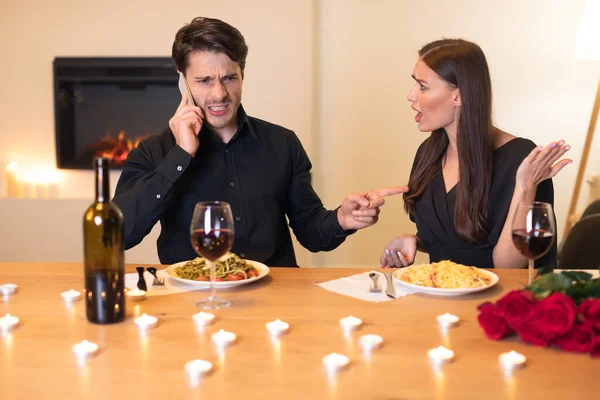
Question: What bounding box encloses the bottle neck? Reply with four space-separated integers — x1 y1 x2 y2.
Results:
95 165 110 203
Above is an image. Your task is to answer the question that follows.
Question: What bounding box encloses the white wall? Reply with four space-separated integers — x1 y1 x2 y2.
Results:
1 0 598 267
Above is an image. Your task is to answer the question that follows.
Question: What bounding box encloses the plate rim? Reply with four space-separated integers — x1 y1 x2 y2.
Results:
392 264 499 295
165 258 270 288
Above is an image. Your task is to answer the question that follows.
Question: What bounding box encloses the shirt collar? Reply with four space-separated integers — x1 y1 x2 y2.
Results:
200 104 261 145
236 104 261 144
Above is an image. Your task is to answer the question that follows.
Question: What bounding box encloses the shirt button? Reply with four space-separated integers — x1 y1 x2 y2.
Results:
235 217 241 222
240 253 246 258
176 165 183 171
224 149 229 154
156 194 161 199
229 182 235 187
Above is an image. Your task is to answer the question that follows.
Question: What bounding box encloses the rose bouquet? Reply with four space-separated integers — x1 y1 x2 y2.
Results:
477 267 600 357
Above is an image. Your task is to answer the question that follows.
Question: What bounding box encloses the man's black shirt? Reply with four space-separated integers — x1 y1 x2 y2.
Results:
113 106 352 266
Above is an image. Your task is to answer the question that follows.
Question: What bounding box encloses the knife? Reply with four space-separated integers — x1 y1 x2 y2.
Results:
136 267 147 291
384 271 397 299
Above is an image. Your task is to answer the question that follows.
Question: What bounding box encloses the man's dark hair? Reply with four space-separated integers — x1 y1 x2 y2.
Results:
172 17 249 76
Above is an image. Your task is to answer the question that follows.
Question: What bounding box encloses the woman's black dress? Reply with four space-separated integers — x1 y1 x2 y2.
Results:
410 137 557 268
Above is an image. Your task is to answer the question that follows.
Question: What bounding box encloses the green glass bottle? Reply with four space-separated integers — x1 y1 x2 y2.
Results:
83 157 125 324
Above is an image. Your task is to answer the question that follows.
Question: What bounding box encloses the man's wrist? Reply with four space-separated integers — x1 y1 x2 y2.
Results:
337 207 348 230
177 143 197 158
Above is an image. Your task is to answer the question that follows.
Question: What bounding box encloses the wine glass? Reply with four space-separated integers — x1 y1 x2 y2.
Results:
190 201 234 309
512 202 555 284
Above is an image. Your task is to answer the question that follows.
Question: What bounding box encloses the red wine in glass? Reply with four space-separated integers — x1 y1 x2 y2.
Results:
512 202 555 284
190 201 235 309
191 229 234 261
511 229 554 259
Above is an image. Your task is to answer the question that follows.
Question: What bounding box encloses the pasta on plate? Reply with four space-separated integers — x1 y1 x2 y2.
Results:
399 260 492 289
173 253 260 281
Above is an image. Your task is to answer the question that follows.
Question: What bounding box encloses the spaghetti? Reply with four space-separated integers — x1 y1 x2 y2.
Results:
174 253 260 281
399 260 491 289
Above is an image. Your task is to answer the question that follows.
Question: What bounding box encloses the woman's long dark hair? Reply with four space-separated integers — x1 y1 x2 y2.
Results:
403 39 493 243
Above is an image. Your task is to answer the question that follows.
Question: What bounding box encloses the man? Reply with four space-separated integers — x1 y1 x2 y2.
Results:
114 17 406 266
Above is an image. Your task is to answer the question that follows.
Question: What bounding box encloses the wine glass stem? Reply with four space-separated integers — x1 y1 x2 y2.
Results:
528 259 535 285
208 259 216 302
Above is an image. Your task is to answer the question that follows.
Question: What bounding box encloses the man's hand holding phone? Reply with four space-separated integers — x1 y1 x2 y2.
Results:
169 73 204 157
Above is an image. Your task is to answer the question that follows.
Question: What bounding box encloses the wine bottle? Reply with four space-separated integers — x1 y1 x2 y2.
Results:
83 157 125 324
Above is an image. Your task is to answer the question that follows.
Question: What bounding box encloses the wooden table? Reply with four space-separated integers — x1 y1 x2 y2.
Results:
0 263 597 399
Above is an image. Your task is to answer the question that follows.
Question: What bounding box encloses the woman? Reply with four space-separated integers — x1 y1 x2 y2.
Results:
379 39 571 269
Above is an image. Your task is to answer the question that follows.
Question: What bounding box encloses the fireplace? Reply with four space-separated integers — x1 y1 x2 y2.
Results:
53 57 179 169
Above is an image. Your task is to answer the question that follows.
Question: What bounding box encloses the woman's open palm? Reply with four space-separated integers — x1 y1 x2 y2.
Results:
516 140 572 189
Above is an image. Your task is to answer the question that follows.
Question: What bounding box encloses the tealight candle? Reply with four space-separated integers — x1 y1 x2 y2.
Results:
266 319 290 336
436 313 460 328
211 329 236 347
72 340 99 358
185 359 214 377
193 312 215 327
428 346 455 363
0 313 19 331
0 284 18 296
322 353 350 371
126 288 147 301
339 316 362 331
359 334 384 351
499 351 527 369
61 289 82 303
135 314 158 330
5 161 23 198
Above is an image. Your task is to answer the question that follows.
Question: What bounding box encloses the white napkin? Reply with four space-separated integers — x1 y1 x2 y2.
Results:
316 270 421 302
125 269 199 297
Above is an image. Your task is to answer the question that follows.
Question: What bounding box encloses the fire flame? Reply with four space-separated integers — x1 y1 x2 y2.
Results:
91 130 148 165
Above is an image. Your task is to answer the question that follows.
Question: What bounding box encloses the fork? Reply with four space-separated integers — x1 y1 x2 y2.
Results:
146 267 165 287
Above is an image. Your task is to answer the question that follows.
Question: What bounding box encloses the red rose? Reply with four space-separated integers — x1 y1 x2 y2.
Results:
477 303 513 340
591 336 600 358
553 323 594 353
477 302 496 312
579 299 600 333
532 292 577 337
517 317 552 347
496 290 535 330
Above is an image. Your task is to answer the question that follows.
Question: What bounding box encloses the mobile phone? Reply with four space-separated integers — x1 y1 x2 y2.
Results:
178 72 196 106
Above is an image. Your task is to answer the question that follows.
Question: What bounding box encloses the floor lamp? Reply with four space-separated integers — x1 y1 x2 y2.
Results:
564 0 600 237
565 80 600 236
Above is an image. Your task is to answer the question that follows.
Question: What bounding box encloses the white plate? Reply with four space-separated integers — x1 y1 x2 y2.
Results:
392 266 499 296
165 259 270 289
